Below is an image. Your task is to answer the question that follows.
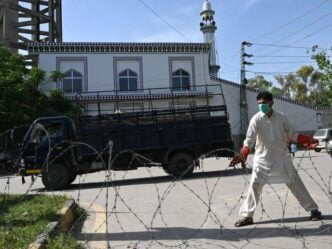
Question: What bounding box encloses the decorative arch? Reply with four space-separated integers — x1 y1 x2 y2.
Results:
62 68 83 93
118 68 139 91
171 68 191 91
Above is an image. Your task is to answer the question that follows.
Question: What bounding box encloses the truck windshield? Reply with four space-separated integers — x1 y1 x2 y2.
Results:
314 129 327 137
29 122 63 144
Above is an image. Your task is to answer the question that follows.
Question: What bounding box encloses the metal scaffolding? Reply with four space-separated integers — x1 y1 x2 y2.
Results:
0 0 62 65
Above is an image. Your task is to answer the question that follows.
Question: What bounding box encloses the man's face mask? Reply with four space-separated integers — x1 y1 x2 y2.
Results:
259 103 270 114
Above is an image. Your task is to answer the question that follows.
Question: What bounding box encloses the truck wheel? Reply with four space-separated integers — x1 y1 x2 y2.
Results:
42 163 70 190
167 153 194 178
314 148 321 152
68 172 77 184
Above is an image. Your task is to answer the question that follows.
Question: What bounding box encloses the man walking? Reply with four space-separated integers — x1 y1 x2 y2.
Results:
230 91 322 227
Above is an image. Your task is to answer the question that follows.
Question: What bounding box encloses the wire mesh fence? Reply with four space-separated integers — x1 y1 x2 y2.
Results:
0 124 331 249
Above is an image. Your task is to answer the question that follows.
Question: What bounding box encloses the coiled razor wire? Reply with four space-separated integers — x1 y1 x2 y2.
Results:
0 124 331 249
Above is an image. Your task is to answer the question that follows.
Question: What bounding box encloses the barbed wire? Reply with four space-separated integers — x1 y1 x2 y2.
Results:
0 124 331 249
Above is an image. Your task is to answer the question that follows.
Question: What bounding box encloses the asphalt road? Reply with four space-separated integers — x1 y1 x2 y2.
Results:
1 151 331 249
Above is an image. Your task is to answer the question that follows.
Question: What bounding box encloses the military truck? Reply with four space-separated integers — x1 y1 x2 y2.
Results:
18 85 234 189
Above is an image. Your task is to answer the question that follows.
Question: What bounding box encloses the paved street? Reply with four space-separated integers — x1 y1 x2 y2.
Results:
1 151 331 249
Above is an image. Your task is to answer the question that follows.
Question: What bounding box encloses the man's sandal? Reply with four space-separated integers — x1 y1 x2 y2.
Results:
310 210 322 221
234 217 254 227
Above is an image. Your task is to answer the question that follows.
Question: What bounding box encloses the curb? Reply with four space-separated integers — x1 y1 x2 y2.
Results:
28 199 78 249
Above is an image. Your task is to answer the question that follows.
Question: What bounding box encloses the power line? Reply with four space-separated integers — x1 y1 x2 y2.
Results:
253 55 328 58
252 43 321 50
246 70 297 75
292 22 332 44
259 22 332 56
253 43 318 50
251 0 330 41
251 9 332 56
137 0 191 42
252 61 314 64
221 49 241 71
272 9 332 44
220 4 331 75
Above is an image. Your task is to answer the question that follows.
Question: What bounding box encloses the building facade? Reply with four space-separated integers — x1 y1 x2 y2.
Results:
28 0 328 150
28 42 226 115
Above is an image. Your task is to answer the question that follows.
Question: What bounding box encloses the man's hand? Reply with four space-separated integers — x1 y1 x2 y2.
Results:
229 146 249 169
297 134 319 150
304 138 319 150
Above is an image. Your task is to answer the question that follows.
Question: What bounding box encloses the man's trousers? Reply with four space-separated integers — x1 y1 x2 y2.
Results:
239 171 318 218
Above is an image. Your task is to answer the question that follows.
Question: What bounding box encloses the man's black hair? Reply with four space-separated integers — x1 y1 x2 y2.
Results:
257 91 273 101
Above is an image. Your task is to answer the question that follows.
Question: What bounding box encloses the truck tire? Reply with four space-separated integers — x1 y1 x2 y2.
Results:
42 163 70 190
68 172 77 184
314 148 321 152
167 153 194 178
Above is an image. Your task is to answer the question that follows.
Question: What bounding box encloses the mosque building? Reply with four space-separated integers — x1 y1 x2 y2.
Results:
28 0 322 148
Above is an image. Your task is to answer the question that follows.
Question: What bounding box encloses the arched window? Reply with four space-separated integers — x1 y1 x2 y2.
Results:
172 69 190 91
62 69 83 93
118 69 138 91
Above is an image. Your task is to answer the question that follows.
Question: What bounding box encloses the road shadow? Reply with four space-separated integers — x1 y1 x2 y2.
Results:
36 168 251 192
75 216 332 242
294 155 323 158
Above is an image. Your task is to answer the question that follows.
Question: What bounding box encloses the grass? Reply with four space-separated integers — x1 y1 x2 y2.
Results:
0 194 68 249
48 233 84 249
48 206 87 249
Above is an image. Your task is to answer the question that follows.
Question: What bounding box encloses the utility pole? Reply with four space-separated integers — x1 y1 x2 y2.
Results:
240 41 253 144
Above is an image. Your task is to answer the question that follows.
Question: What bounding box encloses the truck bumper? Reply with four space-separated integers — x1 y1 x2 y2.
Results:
18 167 41 176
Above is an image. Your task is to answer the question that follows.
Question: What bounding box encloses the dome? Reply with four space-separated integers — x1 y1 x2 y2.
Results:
202 0 212 12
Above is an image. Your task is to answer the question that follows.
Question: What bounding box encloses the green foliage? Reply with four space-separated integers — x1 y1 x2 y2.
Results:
296 65 314 84
270 86 284 97
48 233 84 249
247 62 329 106
311 46 332 105
0 46 79 132
28 67 46 91
49 70 64 83
0 194 68 249
247 75 272 91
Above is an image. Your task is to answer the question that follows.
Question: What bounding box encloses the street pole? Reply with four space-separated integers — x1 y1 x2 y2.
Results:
240 41 253 144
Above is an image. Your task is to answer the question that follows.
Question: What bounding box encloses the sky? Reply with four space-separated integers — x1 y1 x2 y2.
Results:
61 0 332 85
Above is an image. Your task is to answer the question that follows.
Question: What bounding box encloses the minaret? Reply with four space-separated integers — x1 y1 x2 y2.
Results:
200 0 220 77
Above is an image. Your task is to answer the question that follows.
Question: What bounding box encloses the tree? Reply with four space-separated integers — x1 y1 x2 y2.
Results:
28 67 46 91
0 46 79 132
275 75 290 98
49 70 64 87
296 65 324 95
271 86 284 97
275 74 297 98
296 65 314 85
311 46 332 105
273 66 324 104
247 75 272 91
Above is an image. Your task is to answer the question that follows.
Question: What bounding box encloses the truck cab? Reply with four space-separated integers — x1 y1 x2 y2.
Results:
19 116 77 188
313 128 332 152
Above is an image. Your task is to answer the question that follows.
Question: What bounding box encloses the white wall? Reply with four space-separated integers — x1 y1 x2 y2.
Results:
38 52 210 93
217 79 319 135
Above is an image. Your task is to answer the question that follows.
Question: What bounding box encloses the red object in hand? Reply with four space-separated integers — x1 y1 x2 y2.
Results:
230 146 249 169
297 134 319 149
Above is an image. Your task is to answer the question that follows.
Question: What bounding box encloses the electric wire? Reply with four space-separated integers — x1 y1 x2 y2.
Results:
137 0 191 42
250 0 331 41
252 8 332 55
258 22 332 57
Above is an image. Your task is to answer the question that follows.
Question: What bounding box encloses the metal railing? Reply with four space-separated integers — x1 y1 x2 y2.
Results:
64 84 227 116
